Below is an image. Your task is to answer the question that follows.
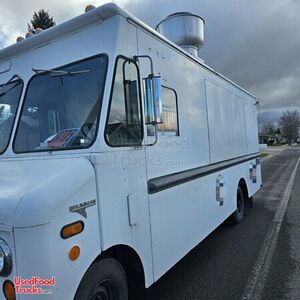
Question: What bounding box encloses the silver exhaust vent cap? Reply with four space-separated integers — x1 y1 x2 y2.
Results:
156 12 205 57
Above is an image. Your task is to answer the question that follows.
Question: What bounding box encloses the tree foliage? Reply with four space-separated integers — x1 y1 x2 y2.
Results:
28 9 56 33
261 122 276 135
279 109 300 145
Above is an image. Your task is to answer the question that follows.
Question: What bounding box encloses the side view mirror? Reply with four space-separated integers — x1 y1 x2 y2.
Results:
143 75 163 125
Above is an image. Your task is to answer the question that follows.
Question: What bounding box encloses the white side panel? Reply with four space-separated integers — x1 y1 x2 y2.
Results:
149 160 253 280
137 29 210 179
136 28 261 282
205 81 247 163
245 99 259 154
136 29 211 282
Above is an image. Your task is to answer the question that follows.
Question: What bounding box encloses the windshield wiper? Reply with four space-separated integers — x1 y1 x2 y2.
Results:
32 68 91 77
0 74 21 97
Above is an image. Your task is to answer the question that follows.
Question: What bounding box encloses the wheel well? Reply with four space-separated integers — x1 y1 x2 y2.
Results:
97 245 145 287
238 178 251 209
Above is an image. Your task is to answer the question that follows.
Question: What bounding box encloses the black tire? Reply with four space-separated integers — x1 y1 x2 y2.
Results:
230 186 245 224
74 257 128 300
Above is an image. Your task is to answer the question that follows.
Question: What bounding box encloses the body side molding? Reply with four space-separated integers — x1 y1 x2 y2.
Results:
148 153 259 194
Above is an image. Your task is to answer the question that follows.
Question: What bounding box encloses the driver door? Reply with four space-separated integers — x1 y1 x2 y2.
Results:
94 56 153 283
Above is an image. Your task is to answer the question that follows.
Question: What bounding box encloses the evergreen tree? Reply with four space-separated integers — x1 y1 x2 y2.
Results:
28 9 56 33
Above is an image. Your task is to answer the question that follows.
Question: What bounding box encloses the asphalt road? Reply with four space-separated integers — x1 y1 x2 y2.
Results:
131 145 300 300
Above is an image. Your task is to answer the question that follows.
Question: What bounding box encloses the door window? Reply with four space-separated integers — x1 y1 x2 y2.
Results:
105 57 143 146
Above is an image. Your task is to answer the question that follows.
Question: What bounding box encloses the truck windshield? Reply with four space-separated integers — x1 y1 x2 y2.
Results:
14 55 108 153
0 77 23 154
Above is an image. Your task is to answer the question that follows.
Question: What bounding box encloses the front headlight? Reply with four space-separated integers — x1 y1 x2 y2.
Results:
0 239 12 276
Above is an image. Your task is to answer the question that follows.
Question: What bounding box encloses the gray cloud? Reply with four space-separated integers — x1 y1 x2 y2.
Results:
0 0 110 45
120 0 300 114
0 0 299 122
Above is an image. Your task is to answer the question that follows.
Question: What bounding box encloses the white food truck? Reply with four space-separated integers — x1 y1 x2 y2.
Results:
0 3 261 299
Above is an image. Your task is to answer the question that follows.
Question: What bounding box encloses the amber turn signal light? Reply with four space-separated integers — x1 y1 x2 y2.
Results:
61 221 84 239
3 280 15 300
69 245 80 261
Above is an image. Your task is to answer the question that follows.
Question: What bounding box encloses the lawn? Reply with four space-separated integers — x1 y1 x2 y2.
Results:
260 153 269 159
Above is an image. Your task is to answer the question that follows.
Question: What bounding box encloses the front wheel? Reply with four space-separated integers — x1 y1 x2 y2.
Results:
230 186 245 224
74 257 128 300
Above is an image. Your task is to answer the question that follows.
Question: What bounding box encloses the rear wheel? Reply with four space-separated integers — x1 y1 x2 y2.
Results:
74 257 128 300
230 186 245 224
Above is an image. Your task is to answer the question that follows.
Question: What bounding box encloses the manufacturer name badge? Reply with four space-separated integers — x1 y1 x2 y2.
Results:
69 199 96 218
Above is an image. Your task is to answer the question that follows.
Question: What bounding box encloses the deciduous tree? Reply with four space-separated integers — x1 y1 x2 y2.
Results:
279 109 300 145
261 122 276 135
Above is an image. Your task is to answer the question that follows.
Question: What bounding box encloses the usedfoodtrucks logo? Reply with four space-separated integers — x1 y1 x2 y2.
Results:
14 276 56 295
69 199 96 218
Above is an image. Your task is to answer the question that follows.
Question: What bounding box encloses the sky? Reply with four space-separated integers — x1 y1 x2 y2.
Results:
0 0 299 125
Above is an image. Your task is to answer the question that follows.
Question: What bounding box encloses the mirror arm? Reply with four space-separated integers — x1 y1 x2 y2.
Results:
143 123 158 147
133 55 154 76
146 121 163 126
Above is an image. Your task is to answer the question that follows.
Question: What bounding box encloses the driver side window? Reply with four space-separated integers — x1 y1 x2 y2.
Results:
105 57 143 147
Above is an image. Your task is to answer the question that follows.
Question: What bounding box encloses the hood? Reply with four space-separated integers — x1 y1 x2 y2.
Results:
0 156 95 227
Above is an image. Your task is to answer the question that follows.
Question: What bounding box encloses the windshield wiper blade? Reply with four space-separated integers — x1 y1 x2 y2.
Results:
32 68 91 77
0 74 21 97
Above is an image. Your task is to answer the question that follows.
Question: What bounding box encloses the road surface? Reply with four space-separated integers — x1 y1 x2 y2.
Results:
131 145 300 300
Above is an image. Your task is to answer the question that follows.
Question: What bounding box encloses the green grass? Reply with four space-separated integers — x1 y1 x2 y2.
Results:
260 153 269 158
268 143 286 147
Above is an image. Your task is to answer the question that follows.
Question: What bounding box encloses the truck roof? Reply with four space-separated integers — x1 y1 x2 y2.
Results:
0 3 255 98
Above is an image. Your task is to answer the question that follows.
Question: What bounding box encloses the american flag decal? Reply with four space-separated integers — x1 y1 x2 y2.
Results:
48 129 78 149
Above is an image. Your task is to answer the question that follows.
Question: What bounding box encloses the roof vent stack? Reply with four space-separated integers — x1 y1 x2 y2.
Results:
156 12 205 57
